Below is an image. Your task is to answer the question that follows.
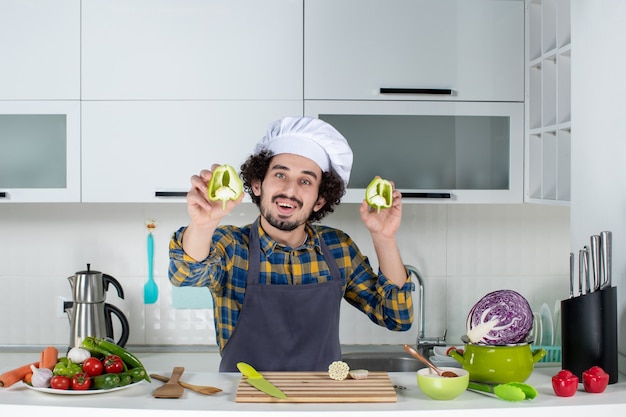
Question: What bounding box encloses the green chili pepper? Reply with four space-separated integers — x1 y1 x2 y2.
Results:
92 373 121 390
207 164 244 210
365 177 393 213
82 337 151 382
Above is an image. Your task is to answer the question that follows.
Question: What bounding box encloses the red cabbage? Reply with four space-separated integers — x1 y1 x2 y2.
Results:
466 289 533 345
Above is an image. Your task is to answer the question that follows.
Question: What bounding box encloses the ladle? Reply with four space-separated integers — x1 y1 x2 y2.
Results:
403 344 458 378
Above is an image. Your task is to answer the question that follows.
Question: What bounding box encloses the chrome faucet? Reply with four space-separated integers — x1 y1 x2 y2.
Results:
405 265 447 357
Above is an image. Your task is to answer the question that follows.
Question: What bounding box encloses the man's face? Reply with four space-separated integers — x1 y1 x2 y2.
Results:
252 153 326 232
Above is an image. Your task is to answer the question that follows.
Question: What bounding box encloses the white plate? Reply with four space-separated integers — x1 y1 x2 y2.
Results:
540 303 554 346
24 379 144 395
553 300 561 346
432 346 464 357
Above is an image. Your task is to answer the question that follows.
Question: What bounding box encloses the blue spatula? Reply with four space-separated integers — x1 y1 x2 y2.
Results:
144 220 158 304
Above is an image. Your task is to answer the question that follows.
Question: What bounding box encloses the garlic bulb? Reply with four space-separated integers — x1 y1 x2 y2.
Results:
30 364 53 388
67 347 91 364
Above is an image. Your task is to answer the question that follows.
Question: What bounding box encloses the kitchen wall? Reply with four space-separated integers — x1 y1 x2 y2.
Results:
0 201 569 348
571 0 626 372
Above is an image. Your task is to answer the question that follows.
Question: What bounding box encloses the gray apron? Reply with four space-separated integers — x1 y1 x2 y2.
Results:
219 219 343 372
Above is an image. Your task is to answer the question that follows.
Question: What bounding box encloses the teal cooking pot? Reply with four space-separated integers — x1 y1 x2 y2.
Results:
449 343 546 384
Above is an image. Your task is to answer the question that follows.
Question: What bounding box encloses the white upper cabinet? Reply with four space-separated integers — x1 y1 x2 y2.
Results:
81 100 302 203
0 0 80 99
82 0 303 100
0 101 81 202
305 0 524 102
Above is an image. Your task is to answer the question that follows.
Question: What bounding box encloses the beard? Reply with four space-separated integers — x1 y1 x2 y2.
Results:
259 193 307 232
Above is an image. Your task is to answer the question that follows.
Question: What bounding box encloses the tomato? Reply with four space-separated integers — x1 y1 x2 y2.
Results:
103 355 124 374
582 366 609 393
82 357 104 377
71 372 92 390
50 375 71 390
551 369 578 397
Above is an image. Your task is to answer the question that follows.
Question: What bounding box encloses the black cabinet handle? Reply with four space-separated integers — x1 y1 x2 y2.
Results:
401 192 451 199
155 191 188 197
0 192 6 198
380 88 452 95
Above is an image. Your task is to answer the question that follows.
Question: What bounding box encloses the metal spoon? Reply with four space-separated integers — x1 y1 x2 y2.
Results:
403 344 458 378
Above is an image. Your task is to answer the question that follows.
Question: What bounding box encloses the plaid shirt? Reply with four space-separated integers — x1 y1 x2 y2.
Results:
168 218 414 351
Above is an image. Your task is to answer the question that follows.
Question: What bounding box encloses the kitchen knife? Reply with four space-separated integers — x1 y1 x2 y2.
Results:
583 246 591 294
578 249 584 296
600 231 612 289
569 252 574 298
237 362 288 399
590 235 601 291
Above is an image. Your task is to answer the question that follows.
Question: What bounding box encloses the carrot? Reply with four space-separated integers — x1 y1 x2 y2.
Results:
0 362 38 388
39 346 59 371
22 372 32 384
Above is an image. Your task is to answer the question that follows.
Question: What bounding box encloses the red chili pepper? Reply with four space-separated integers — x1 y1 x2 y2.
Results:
582 366 609 393
551 369 578 397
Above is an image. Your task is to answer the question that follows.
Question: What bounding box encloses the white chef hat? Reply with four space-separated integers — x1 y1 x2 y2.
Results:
253 117 353 186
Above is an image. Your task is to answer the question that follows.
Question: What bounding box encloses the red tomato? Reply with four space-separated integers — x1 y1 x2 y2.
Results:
582 366 609 393
82 357 104 376
103 355 124 374
50 375 71 390
71 372 92 390
551 369 578 397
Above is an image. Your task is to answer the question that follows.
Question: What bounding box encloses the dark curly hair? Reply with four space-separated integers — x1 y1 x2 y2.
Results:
240 151 346 222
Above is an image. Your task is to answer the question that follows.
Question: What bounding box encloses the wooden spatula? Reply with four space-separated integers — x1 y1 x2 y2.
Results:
152 367 185 398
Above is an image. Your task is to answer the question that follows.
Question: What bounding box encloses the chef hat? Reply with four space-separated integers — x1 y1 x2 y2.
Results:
253 117 353 186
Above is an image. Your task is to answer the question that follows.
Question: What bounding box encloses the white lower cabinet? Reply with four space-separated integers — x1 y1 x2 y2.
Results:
81 101 303 202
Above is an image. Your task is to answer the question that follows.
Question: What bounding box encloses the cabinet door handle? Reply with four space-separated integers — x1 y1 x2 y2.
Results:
155 191 188 197
380 88 452 95
0 192 6 198
401 192 451 199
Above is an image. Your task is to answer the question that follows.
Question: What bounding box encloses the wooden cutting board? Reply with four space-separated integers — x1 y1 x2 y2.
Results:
235 371 397 403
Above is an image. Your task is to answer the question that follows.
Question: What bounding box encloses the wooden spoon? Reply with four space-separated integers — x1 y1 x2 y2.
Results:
151 373 222 395
403 344 458 378
152 366 185 398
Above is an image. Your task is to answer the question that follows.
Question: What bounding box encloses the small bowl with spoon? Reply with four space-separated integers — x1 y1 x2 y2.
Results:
403 344 469 400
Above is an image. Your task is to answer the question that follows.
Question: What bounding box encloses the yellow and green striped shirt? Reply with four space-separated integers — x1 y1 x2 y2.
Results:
168 218 414 351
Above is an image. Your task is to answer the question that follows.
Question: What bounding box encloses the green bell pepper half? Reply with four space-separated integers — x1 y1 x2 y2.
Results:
207 164 243 210
365 177 393 213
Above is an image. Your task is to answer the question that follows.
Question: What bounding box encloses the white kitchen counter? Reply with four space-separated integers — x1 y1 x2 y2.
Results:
1 349 625 416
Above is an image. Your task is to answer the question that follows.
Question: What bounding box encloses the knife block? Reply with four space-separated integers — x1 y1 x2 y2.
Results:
560 286 618 384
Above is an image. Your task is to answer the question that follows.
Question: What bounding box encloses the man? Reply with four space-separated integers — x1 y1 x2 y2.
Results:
169 116 413 372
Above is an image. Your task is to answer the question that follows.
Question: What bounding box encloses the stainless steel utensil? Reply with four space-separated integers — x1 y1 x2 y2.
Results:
600 231 612 289
569 252 574 298
583 246 591 294
578 249 584 297
590 235 601 291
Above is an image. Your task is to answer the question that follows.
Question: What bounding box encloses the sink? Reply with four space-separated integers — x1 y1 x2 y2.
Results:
341 351 425 372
